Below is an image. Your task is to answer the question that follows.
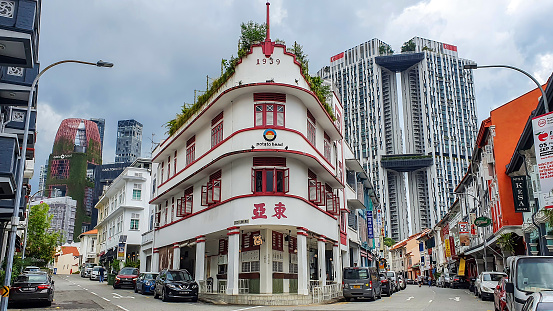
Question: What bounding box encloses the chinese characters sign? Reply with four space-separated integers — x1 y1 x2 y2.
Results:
252 202 287 219
533 112 553 209
366 210 374 239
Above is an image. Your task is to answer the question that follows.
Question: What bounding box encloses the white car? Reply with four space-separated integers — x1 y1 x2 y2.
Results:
90 266 101 281
475 271 506 300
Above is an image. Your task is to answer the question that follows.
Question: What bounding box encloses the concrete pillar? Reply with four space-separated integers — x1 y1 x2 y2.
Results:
226 227 240 295
297 227 309 295
318 236 326 286
260 229 272 294
172 243 180 269
333 243 341 284
152 249 160 272
195 235 206 282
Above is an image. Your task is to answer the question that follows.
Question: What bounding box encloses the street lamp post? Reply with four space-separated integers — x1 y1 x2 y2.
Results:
1 60 113 311
463 64 549 113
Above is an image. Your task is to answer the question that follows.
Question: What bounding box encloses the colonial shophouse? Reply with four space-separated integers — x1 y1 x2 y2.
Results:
149 6 354 305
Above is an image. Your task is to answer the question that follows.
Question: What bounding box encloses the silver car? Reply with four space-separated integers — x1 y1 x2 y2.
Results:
475 271 506 300
89 266 101 281
521 291 553 311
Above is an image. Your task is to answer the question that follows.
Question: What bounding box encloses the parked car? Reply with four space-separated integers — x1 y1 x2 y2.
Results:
342 267 382 301
90 266 102 281
521 291 553 311
475 271 507 300
379 273 393 296
135 272 159 295
22 266 41 274
450 275 469 289
8 273 54 307
81 263 96 278
397 275 406 290
444 274 453 288
504 256 553 311
154 269 198 302
114 267 139 289
494 277 509 311
437 275 445 287
406 278 415 285
386 271 399 292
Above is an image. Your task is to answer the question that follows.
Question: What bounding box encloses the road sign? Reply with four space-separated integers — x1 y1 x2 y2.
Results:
0 285 9 297
474 216 492 227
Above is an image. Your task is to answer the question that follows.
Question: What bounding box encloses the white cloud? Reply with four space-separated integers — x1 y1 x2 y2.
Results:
533 53 553 84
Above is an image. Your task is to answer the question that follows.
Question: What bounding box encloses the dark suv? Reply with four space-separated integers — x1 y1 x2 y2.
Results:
342 267 381 301
154 269 198 302
380 272 393 296
451 275 469 289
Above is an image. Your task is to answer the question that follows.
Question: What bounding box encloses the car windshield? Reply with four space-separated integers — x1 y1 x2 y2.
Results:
119 268 138 275
166 271 192 281
15 274 48 283
344 269 368 279
516 258 553 292
387 272 395 278
483 273 505 281
85 264 96 268
537 302 553 311
144 273 158 280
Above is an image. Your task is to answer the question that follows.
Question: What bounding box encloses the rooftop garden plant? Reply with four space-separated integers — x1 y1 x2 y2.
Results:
401 39 416 53
166 21 335 136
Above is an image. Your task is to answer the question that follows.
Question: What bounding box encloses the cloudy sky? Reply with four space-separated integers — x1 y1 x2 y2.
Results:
30 0 553 190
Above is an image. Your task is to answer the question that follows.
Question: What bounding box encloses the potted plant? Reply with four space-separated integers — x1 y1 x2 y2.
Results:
497 233 516 256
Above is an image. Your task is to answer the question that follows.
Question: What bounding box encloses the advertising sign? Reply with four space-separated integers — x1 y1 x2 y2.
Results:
511 176 531 212
532 112 553 209
449 236 456 257
458 258 466 276
459 222 470 246
444 238 451 258
330 52 344 62
366 210 374 239
117 243 125 259
474 216 492 227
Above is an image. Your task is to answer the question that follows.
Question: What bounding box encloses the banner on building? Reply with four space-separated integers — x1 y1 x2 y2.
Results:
444 238 451 258
470 213 477 235
532 112 553 209
366 210 374 239
449 236 456 257
458 258 466 276
459 222 470 246
511 175 531 212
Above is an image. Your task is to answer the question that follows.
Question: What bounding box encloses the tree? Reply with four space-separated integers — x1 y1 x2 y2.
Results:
238 21 266 53
401 39 416 53
26 203 61 266
383 237 396 247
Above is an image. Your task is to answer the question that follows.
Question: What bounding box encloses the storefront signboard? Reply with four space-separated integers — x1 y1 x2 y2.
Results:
510 175 531 212
532 112 553 209
366 210 374 239
474 216 492 227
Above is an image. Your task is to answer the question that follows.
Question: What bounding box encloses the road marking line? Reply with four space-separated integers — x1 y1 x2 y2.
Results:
117 305 130 311
429 299 433 303
102 297 110 301
231 306 263 311
407 296 414 301
112 293 122 297
91 292 97 296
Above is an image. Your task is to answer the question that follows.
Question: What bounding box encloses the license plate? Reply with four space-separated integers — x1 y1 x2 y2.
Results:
353 285 361 289
21 288 34 292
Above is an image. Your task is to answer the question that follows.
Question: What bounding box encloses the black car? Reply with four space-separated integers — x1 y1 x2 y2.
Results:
379 273 393 296
9 273 54 307
154 269 198 302
451 275 469 289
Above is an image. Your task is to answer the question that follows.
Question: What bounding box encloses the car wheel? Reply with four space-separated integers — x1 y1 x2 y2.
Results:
162 288 169 302
378 289 382 299
134 285 138 293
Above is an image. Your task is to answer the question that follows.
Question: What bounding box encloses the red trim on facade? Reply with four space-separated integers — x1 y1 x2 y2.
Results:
156 126 337 190
296 227 308 232
152 148 342 205
227 231 240 236
155 193 337 230
195 235 205 239
227 226 239 231
153 82 342 162
297 232 308 236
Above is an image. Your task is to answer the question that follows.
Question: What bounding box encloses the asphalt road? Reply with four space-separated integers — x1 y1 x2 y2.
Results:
7 275 495 311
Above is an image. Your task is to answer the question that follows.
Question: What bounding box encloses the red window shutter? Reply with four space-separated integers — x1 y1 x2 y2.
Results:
254 93 286 103
283 168 289 193
308 169 317 180
211 179 221 203
251 169 256 193
184 195 192 215
317 183 325 206
253 157 286 167
211 112 223 126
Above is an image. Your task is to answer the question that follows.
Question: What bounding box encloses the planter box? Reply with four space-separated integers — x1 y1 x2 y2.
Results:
0 0 40 68
0 133 18 197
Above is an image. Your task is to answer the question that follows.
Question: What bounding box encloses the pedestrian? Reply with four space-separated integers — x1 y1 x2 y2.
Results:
428 277 432 287
418 275 421 287
99 265 106 283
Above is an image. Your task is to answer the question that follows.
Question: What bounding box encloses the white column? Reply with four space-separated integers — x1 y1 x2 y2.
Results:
195 235 206 282
318 237 326 286
172 243 180 269
259 229 272 294
297 227 309 295
333 243 341 284
152 249 160 272
226 227 240 295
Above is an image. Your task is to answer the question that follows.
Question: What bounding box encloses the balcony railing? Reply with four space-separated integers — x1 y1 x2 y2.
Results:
141 229 153 245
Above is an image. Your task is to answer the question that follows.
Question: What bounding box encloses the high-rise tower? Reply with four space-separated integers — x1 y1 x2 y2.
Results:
321 37 478 240
90 118 105 152
115 119 143 163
